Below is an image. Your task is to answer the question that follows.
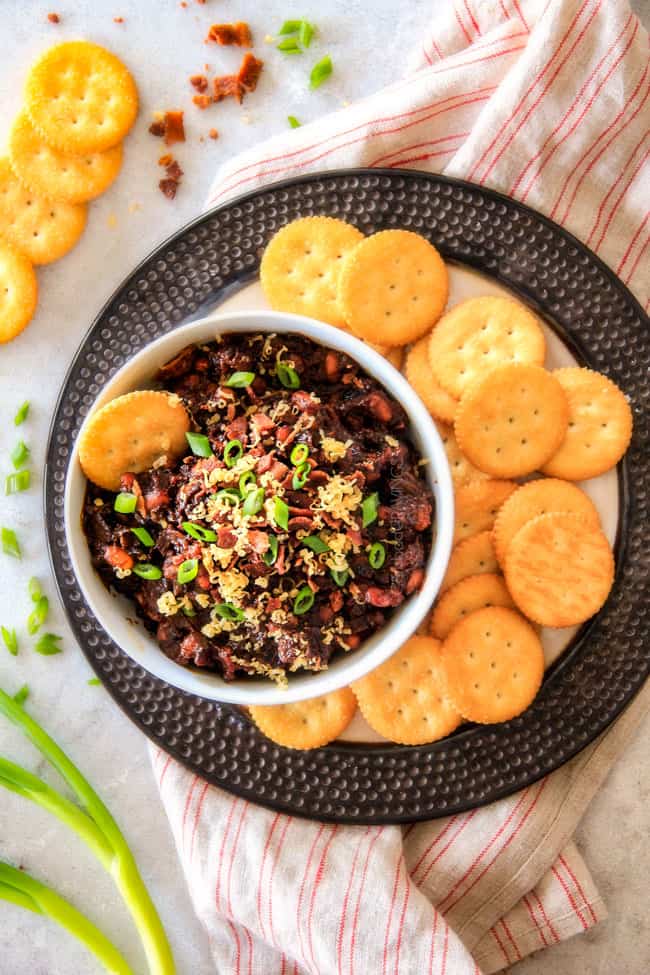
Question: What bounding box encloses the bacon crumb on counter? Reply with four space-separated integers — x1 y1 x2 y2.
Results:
165 160 183 182
158 153 173 167
213 74 243 104
238 52 263 94
113 16 124 23
149 111 185 145
208 128 219 140
193 94 212 110
190 74 208 93
47 12 60 22
159 179 178 200
206 22 252 46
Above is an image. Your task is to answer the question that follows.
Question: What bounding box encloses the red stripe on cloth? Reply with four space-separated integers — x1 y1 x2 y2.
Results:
370 129 472 167
336 828 370 974
296 825 326 970
349 828 383 975
268 816 292 948
226 919 242 975
512 0 529 31
622 228 650 285
423 46 433 66
592 144 650 252
382 853 405 975
551 864 588 930
469 0 595 182
180 774 201 858
479 0 603 185
215 797 239 913
499 0 510 21
515 16 637 201
256 813 280 941
387 146 461 168
157 754 173 790
490 925 510 964
242 926 253 975
393 868 411 975
455 4 474 45
500 916 522 961
280 954 286 975
616 211 650 275
307 826 339 971
427 909 439 975
531 888 560 943
226 802 249 917
523 892 549 947
189 782 210 867
410 816 459 882
293 962 299 975
431 38 444 60
551 63 650 223
559 853 598 925
587 130 649 245
464 0 481 36
416 810 479 888
440 919 449 975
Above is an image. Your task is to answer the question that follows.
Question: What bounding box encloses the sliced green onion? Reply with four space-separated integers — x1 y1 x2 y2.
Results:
242 486 265 517
277 37 301 52
290 443 309 465
13 401 30 426
276 361 300 389
299 20 314 47
11 441 30 470
331 568 349 587
302 535 330 554
1 627 18 657
309 54 333 90
1 527 21 560
27 596 49 636
263 535 279 566
177 559 198 585
361 491 379 528
273 496 289 530
212 603 244 621
132 563 162 580
181 602 196 617
214 488 240 505
87 678 101 686
182 521 217 543
224 439 244 468
278 18 302 34
225 371 255 388
5 470 30 496
288 115 301 128
130 526 155 547
114 492 137 514
292 461 311 490
293 585 315 615
13 684 29 705
368 542 386 569
34 633 62 656
28 577 42 602
186 431 214 457
238 470 257 496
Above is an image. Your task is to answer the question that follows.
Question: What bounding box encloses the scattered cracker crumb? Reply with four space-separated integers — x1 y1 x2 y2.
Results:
208 128 219 140
264 34 274 43
341 99 350 107
241 115 251 124
128 201 142 213
204 63 212 71
47 12 60 22
107 213 118 229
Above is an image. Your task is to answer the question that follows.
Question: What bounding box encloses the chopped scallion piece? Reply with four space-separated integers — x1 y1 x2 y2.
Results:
132 563 162 580
1 527 21 560
13 684 29 705
27 596 49 636
5 470 30 496
288 115 301 128
1 627 18 657
238 470 257 496
214 488 240 505
293 585 315 615
242 486 265 517
361 491 379 527
10 441 30 470
13 401 30 426
302 535 330 554
177 559 198 585
309 54 333 90
186 431 214 457
276 361 300 389
299 20 315 47
182 602 196 617
290 443 309 465
224 439 244 468
87 678 101 686
263 535 279 566
130 526 155 547
273 496 289 530
368 542 386 569
182 521 217 543
225 371 255 388
331 568 349 587
292 461 311 490
212 603 244 621
34 633 63 656
28 577 42 602
113 492 137 514
278 19 302 34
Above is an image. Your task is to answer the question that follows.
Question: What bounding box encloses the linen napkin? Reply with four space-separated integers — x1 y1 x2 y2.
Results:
151 1 650 971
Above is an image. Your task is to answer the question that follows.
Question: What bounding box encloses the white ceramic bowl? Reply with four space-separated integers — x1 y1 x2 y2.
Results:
65 310 454 705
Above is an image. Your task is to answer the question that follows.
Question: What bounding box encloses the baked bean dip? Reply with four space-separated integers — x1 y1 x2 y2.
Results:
83 333 434 685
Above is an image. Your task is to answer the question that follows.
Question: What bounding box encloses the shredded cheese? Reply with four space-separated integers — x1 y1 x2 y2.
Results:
320 435 352 461
315 475 362 528
157 592 180 616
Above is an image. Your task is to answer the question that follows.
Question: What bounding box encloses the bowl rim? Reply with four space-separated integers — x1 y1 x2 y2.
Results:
64 309 454 705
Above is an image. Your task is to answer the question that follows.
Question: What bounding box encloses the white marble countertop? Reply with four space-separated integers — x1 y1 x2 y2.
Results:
0 2 648 973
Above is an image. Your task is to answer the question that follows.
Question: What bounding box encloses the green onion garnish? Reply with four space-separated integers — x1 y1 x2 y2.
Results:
361 492 379 527
1 527 21 560
290 443 309 465
309 54 333 90
292 461 311 490
182 521 217 543
114 492 137 514
263 535 279 566
224 439 244 468
34 633 63 656
5 470 30 495
182 602 196 617
214 488 240 505
212 603 244 621
331 568 349 587
276 361 300 389
368 542 386 569
302 535 330 554
130 526 155 547
278 18 302 33
27 596 49 635
177 559 198 585
277 37 301 53
299 20 315 47
13 401 30 426
13 684 29 705
242 486 265 517
186 431 214 457
238 470 257 496
1 627 18 656
87 678 101 686
293 585 315 615
11 441 30 470
288 115 301 128
273 496 289 530
225 371 255 388
28 577 42 602
132 563 162 580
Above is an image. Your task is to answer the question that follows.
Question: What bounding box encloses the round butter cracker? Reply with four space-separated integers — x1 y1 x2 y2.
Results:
431 573 515 640
0 237 38 344
454 478 517 544
405 334 458 422
249 687 357 749
441 531 499 593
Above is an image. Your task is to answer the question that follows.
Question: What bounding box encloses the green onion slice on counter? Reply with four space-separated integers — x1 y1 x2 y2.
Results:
27 596 49 636
10 441 30 470
1 627 18 657
34 633 62 656
309 55 333 89
1 528 21 560
13 401 30 426
288 115 301 128
5 470 30 496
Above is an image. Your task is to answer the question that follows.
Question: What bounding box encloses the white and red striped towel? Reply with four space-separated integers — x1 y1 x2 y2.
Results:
152 1 650 971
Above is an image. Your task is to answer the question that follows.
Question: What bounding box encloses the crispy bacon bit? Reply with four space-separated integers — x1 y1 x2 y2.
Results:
238 52 263 93
190 74 208 93
209 128 219 140
206 22 252 46
149 119 165 137
47 12 60 23
213 74 243 104
192 94 211 110
158 153 173 167
113 16 124 23
159 178 179 200
165 160 183 182
104 546 134 571
164 111 185 145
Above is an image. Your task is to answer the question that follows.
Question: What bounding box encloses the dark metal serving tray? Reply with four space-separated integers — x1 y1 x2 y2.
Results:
46 170 649 823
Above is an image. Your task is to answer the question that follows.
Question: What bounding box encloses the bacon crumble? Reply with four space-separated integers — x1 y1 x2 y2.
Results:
206 22 252 46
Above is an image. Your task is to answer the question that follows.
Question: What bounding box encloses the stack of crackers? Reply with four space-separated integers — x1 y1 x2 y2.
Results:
0 41 138 344
250 216 633 750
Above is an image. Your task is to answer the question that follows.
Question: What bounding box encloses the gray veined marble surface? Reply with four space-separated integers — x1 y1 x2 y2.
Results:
0 1 648 973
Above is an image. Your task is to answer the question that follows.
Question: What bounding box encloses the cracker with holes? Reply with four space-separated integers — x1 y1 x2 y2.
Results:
504 512 614 627
9 111 123 205
441 531 500 593
430 573 515 639
454 479 517 544
436 421 489 487
0 157 86 265
405 335 458 422
370 341 404 370
428 296 545 398
455 363 569 477
493 478 600 566
249 687 357 749
441 606 544 723
352 635 461 744
79 390 190 491
338 230 448 346
25 41 138 154
541 367 633 480
260 216 363 328
0 237 38 344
